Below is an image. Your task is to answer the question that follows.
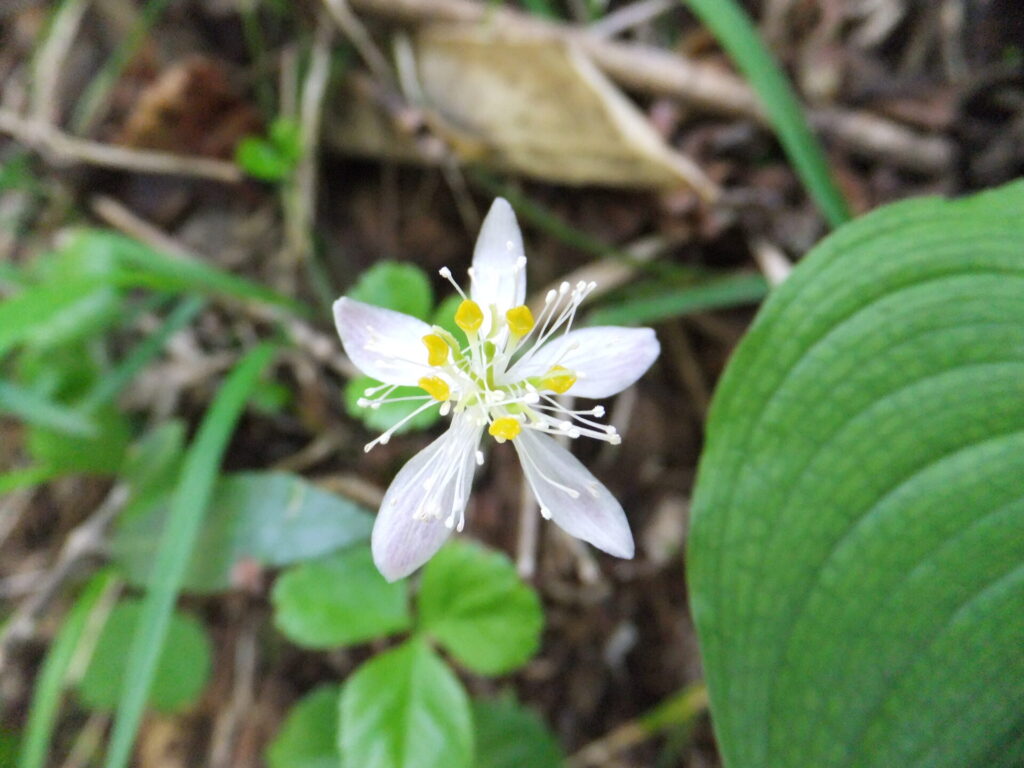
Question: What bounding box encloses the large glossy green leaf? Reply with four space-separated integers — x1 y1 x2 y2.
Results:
113 471 373 593
689 180 1024 768
340 638 473 768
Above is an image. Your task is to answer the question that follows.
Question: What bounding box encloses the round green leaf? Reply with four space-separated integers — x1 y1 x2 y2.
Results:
272 547 412 648
269 117 303 163
77 601 211 713
689 181 1024 768
418 540 543 675
349 261 433 320
113 471 373 593
266 684 341 768
473 695 565 768
340 638 473 768
235 136 291 181
345 375 440 435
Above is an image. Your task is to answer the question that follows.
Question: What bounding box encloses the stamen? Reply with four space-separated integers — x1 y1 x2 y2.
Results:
418 376 451 401
506 305 534 336
455 299 484 334
422 334 449 366
439 266 468 300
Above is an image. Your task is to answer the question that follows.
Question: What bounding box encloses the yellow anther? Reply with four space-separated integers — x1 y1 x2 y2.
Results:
488 417 522 442
418 376 450 402
541 365 577 394
506 305 534 336
422 334 449 366
455 299 484 334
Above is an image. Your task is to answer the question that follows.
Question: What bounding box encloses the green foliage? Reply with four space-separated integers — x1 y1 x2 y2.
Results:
339 638 474 768
236 117 303 181
119 421 187 505
27 405 131 474
473 695 565 768
77 601 211 713
588 273 769 326
266 684 341 768
683 0 850 227
114 471 373 593
104 344 274 768
689 181 1024 767
20 570 118 768
0 381 96 437
0 730 19 767
419 541 543 675
349 261 433 321
272 547 412 648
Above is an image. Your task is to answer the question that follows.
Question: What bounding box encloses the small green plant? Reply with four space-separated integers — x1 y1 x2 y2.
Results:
267 539 557 768
235 117 303 182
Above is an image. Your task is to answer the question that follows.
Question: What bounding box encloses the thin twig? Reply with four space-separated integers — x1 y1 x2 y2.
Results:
322 0 396 84
516 474 540 579
0 108 244 183
569 682 709 767
0 484 130 671
750 236 792 285
60 713 110 768
209 614 259 768
90 195 359 380
282 12 334 285
31 0 92 124
587 0 674 39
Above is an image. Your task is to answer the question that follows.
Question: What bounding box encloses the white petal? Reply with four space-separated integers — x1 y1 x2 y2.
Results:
470 198 527 313
333 297 432 386
514 428 634 558
509 326 660 398
371 417 482 581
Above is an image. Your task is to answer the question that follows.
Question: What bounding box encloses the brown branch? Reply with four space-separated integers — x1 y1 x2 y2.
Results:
0 108 244 183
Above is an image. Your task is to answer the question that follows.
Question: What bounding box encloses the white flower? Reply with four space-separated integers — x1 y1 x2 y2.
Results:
334 198 661 581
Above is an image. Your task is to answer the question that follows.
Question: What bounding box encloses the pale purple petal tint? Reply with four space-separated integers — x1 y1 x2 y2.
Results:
333 297 432 386
371 415 483 581
506 326 661 399
514 427 634 558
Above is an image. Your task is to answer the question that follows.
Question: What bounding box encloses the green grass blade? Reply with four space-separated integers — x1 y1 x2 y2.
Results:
683 0 851 228
80 295 205 411
103 343 275 768
70 0 174 133
0 381 96 436
68 230 305 314
19 570 119 768
0 277 105 357
587 272 768 326
0 466 64 495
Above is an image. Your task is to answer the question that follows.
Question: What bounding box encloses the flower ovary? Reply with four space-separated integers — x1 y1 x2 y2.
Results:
488 416 521 442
